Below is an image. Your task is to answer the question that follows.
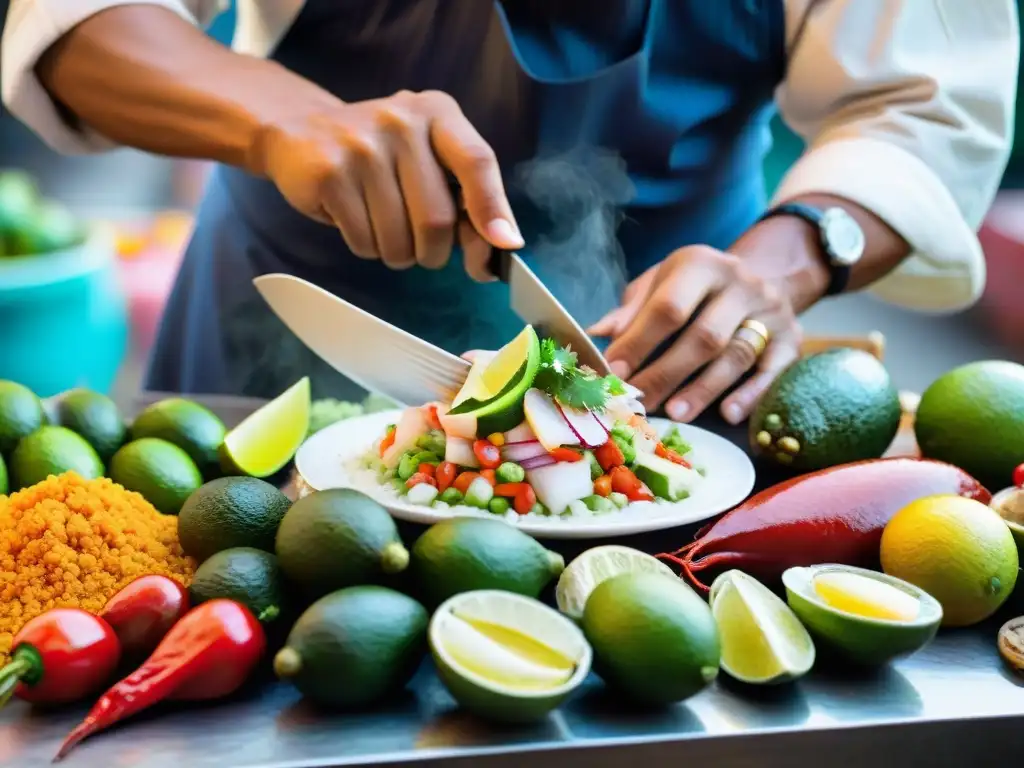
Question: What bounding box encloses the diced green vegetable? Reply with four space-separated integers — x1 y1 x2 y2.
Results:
609 492 629 508
416 430 446 456
661 425 693 456
581 494 615 514
531 502 551 516
611 433 636 465
438 487 464 505
488 497 511 515
495 461 525 484
633 452 699 502
463 477 494 508
398 450 440 480
389 476 408 494
407 483 439 505
584 450 603 480
611 423 635 442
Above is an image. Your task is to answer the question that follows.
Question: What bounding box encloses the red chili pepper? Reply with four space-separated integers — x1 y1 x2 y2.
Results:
435 462 457 492
379 429 397 457
406 472 437 489
472 439 502 469
480 469 497 486
593 475 613 497
55 600 265 761
453 472 480 494
1014 463 1024 489
0 609 120 709
610 466 654 502
100 575 190 657
594 440 625 471
655 443 692 468
513 484 537 515
657 457 991 595
550 447 584 463
493 481 527 498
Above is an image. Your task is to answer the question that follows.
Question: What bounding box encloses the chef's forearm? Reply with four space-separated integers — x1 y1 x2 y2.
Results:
730 193 911 313
36 5 336 172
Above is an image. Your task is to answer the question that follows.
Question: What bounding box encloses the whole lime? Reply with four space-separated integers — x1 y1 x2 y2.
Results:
56 389 126 462
108 438 203 515
10 426 103 489
0 380 46 455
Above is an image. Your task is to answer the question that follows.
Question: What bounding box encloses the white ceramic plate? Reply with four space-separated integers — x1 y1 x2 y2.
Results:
294 409 755 539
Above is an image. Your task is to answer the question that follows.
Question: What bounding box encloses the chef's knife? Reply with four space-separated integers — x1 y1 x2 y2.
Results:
252 273 470 406
487 249 612 376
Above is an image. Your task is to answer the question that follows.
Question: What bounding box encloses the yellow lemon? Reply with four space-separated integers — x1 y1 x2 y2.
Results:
880 494 1018 627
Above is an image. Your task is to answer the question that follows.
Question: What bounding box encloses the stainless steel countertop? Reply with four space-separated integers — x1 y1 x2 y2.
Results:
8 394 1023 768
6 614 1024 768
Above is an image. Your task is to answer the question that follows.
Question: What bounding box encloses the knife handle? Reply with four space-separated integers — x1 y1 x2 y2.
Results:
447 175 516 283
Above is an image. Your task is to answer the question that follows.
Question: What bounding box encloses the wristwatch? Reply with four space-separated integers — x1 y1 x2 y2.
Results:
758 202 865 296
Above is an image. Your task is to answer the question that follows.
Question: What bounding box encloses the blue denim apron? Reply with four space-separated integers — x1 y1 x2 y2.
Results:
146 0 786 401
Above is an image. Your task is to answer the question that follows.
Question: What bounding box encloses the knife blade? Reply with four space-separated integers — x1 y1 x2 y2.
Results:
487 249 612 376
252 273 470 406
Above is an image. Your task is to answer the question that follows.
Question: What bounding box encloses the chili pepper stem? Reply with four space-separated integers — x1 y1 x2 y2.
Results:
257 605 280 623
0 656 33 709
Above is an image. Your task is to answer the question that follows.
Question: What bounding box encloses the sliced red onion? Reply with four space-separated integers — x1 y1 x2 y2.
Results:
592 409 612 433
521 454 558 470
502 441 548 462
555 402 608 448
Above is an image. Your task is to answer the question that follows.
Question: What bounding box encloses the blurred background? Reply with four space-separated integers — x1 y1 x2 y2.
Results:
1 3 1022 403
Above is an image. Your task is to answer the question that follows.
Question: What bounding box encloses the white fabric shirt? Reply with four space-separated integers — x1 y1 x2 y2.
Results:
2 0 1018 312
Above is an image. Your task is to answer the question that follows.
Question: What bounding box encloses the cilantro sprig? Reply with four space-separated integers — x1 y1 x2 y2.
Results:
534 338 623 411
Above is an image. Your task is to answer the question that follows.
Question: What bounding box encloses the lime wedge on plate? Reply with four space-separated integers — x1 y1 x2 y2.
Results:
220 377 311 477
556 545 677 621
448 326 541 434
429 590 591 722
709 570 815 685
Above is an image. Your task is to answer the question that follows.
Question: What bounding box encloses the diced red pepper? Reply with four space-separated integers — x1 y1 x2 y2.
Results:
593 474 612 497
1015 463 1024 489
435 462 457 493
453 472 480 494
594 440 625 471
514 484 537 515
417 463 436 477
656 442 692 468
406 472 437 490
473 440 502 469
494 482 527 498
424 404 443 431
550 447 584 463
610 466 654 502
378 430 396 457
480 469 496 486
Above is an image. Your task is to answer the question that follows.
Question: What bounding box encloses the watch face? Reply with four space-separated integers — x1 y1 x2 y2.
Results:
821 208 865 267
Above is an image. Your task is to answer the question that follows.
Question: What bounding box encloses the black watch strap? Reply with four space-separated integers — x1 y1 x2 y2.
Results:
758 202 851 296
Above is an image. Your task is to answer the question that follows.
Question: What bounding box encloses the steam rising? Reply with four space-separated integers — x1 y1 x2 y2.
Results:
513 146 634 333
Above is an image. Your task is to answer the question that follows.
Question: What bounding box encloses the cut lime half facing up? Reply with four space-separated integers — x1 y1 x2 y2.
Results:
555 545 677 622
429 590 591 723
709 569 815 685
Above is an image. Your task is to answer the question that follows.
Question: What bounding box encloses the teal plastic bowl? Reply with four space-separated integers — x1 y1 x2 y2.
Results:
0 227 128 398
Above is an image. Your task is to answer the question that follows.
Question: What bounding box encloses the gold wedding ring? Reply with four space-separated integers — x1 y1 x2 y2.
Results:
733 319 771 358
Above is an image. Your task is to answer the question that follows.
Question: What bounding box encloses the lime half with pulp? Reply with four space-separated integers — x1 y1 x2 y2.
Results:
429 590 591 723
556 545 676 621
709 570 815 685
220 377 311 477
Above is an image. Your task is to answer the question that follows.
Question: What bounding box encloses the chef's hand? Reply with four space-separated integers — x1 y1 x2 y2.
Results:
588 245 807 425
255 89 522 277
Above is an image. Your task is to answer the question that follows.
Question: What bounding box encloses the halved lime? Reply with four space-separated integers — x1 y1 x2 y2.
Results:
709 570 815 685
556 545 676 621
429 590 591 723
220 377 311 478
448 326 541 435
782 564 942 666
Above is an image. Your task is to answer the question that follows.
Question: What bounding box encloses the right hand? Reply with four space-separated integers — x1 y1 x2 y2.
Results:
253 88 523 279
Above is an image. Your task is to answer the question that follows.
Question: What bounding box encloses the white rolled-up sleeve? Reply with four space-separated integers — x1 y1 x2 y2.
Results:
1 0 228 154
776 0 1019 313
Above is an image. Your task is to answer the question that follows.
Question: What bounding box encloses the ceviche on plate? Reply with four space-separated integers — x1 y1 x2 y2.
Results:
296 325 753 536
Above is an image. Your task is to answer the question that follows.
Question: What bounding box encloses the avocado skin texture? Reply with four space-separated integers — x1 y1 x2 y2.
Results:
749 348 901 472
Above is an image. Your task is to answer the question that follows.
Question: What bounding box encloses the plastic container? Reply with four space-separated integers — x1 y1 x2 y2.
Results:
0 226 128 397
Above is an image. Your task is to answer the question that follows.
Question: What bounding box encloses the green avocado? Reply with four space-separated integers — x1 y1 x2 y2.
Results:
748 348 901 472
